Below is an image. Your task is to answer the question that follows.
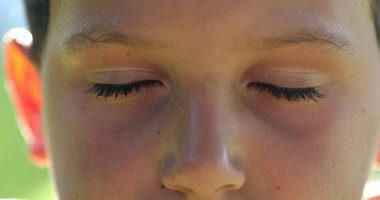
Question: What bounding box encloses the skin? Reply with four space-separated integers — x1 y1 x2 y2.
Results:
37 0 380 199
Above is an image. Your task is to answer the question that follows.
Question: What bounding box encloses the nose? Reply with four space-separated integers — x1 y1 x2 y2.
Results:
161 147 245 198
161 95 246 198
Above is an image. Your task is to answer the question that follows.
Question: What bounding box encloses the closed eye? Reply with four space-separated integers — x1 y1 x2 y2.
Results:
88 80 163 99
248 82 324 102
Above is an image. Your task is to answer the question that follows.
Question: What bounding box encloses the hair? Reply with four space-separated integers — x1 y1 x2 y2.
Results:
24 0 380 65
24 0 49 65
373 0 380 42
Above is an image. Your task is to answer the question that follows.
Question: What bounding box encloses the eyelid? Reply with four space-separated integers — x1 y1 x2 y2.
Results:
86 69 162 84
242 69 330 88
88 80 163 99
249 82 324 102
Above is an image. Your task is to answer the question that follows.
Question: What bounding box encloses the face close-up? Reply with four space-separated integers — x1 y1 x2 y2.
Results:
12 0 380 199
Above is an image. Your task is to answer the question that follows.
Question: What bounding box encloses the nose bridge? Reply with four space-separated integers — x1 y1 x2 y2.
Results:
187 90 227 161
161 80 245 196
181 78 232 160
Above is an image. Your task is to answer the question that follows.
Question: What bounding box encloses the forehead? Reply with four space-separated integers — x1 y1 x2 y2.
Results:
51 0 369 26
47 0 374 61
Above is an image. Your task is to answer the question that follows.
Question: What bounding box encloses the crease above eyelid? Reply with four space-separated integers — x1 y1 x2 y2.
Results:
85 69 161 84
242 70 330 88
248 82 316 89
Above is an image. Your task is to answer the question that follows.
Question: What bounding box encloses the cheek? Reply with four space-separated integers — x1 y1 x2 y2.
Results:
43 100 167 198
42 70 169 199
238 86 380 198
78 128 161 198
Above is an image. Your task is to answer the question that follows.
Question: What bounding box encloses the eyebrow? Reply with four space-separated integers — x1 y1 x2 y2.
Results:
64 29 167 52
64 26 355 54
258 28 355 54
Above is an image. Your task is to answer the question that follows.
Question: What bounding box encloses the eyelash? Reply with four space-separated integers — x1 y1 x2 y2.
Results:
249 82 324 102
88 80 324 102
88 80 162 99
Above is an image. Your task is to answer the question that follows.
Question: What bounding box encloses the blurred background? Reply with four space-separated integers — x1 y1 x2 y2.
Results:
0 0 53 199
0 0 378 200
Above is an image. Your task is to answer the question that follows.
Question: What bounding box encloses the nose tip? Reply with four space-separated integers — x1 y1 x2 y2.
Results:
161 151 246 197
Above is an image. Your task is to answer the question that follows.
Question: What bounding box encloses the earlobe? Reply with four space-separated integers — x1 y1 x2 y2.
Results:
4 28 48 167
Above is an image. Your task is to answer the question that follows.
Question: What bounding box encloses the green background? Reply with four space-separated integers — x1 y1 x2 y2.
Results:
0 1 378 200
0 0 53 199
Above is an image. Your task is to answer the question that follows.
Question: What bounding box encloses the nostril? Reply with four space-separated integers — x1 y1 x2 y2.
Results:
223 184 238 191
165 184 195 194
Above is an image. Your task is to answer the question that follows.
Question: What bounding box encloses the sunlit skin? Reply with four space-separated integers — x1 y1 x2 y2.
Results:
14 0 380 199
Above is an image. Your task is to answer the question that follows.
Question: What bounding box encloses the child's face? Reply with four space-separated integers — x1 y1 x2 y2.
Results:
41 0 380 199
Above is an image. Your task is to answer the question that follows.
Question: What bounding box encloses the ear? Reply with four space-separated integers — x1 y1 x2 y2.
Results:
4 28 48 167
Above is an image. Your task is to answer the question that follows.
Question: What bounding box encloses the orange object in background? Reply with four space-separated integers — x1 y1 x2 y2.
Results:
4 37 46 167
